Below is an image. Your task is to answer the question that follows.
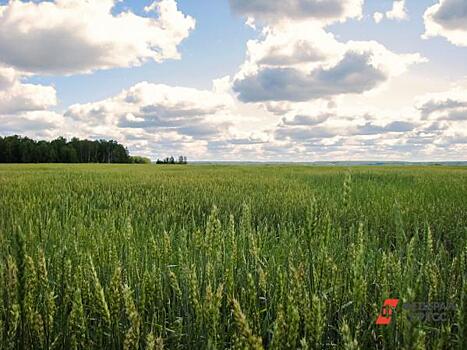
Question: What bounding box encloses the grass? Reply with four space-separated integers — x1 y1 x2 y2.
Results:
0 164 466 349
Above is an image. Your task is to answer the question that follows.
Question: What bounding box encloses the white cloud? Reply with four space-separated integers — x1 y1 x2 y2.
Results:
66 81 232 127
234 52 389 102
0 64 60 137
228 0 364 25
416 83 467 121
0 0 195 75
0 83 57 114
4 77 463 161
373 1 407 24
0 111 63 136
264 83 467 161
274 109 418 141
0 66 17 89
0 66 57 114
62 81 237 157
0 1 462 162
386 0 408 21
241 24 343 71
373 12 384 24
59 80 288 160
233 24 425 103
424 0 467 46
281 113 331 126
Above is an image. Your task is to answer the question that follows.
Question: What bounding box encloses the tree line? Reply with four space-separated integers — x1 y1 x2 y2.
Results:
156 156 188 164
0 135 190 164
0 135 132 163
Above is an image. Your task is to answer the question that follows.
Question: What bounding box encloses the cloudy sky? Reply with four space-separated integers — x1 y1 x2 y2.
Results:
0 0 466 161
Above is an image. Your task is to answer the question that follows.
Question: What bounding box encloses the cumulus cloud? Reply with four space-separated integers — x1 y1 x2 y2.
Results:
0 76 241 160
64 81 235 153
0 111 63 136
275 113 417 141
424 0 467 46
58 80 284 160
234 52 388 102
416 84 467 121
0 0 195 74
0 1 461 162
264 83 467 161
373 12 384 24
7 77 460 161
0 66 17 89
0 66 57 114
373 1 408 23
281 113 331 126
0 83 57 114
228 0 363 24
242 24 342 70
234 27 425 103
386 0 408 21
356 121 416 135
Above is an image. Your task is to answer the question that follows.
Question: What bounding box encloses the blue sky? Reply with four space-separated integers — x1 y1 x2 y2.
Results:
0 0 466 161
27 0 257 108
25 0 467 108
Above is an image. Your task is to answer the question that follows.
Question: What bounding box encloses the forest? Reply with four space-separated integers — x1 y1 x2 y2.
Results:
0 135 132 163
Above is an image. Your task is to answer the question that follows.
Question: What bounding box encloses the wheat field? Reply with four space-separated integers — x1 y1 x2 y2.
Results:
0 164 466 349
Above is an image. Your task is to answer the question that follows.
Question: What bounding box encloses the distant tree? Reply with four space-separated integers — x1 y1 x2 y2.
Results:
0 135 132 163
155 155 188 165
0 137 4 163
19 137 34 163
63 145 78 163
3 135 22 163
51 137 67 163
130 156 151 164
36 140 55 162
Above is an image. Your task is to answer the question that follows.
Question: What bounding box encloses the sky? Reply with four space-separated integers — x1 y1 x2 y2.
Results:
0 0 466 161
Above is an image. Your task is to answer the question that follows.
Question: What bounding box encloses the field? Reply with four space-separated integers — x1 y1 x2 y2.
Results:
0 164 466 349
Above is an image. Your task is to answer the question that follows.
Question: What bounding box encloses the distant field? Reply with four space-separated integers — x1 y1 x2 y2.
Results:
0 164 466 349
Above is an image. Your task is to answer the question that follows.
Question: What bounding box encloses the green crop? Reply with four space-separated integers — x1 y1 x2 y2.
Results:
0 164 466 349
